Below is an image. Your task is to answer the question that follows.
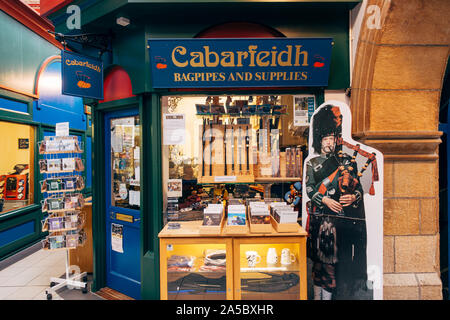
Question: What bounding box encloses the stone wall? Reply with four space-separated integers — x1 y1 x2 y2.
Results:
351 0 450 299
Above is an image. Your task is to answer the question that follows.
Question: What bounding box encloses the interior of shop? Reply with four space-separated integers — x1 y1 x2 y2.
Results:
159 94 310 300
0 120 34 214
161 94 310 224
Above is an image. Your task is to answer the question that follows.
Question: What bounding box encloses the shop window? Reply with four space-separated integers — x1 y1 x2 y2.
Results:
110 115 141 209
161 94 310 224
0 121 35 214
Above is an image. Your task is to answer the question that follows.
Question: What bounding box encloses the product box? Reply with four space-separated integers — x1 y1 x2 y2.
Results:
269 202 290 215
249 202 270 224
65 234 78 248
202 204 224 226
49 235 65 249
272 209 298 224
48 217 63 231
227 204 246 226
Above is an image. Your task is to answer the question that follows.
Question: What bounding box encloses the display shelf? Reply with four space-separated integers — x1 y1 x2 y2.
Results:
223 220 249 235
39 150 83 155
248 219 272 234
254 177 302 183
45 189 81 194
198 177 301 185
42 169 83 174
46 208 79 214
270 215 300 233
199 212 226 235
196 112 288 117
42 247 77 252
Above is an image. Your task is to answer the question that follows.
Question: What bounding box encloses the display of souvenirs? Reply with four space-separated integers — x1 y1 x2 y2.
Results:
167 255 196 272
49 235 65 250
249 202 270 224
202 204 223 226
39 134 86 251
39 136 82 154
65 233 78 248
48 217 63 231
227 204 246 226
39 158 84 173
199 249 226 272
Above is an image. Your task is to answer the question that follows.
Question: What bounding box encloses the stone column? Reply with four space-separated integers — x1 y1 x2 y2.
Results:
351 0 450 299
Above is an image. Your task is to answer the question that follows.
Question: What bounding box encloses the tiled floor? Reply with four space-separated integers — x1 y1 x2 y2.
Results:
0 248 102 300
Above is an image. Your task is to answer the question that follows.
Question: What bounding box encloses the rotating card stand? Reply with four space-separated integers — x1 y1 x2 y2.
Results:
38 136 88 300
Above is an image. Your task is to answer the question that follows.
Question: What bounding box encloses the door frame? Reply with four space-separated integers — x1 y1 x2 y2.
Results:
104 106 141 298
92 96 143 294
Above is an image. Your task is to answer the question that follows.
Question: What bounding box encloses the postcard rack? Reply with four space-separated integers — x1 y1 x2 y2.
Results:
39 135 88 300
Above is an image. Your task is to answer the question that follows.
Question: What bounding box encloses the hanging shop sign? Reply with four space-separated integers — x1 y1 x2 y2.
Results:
61 50 104 100
148 38 333 88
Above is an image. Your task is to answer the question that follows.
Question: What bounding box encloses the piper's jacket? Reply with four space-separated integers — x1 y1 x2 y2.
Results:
305 152 369 296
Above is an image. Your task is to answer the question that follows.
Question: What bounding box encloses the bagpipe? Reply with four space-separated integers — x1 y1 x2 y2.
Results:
336 137 379 196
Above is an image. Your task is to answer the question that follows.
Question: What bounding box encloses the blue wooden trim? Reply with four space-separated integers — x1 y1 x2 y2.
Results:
440 123 448 133
0 220 35 247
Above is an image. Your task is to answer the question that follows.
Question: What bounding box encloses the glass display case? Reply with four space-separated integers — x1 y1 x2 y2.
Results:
159 237 234 300
161 94 309 226
233 237 306 300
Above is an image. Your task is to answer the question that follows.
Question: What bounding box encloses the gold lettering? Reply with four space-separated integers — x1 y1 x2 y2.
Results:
236 51 248 67
172 46 188 67
256 51 270 67
174 73 181 81
190 52 205 67
294 45 309 66
204 46 219 67
220 52 235 67
270 46 277 67
277 45 292 67
248 45 258 67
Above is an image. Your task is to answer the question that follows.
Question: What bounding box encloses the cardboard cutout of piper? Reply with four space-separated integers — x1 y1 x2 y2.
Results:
302 101 383 300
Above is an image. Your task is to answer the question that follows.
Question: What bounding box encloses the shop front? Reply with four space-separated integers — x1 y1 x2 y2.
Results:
47 0 363 300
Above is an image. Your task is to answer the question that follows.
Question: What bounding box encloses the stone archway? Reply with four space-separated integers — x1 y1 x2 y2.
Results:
351 0 450 299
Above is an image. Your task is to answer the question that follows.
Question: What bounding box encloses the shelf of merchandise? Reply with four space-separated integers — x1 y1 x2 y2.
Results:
197 177 301 185
46 208 80 214
45 189 82 194
41 169 83 174
39 150 83 155
196 112 288 117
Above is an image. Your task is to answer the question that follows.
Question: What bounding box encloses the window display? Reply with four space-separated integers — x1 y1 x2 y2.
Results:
110 115 141 209
163 242 232 300
161 95 307 227
0 121 35 214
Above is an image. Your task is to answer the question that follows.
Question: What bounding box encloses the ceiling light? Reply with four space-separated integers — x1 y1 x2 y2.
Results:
116 17 130 27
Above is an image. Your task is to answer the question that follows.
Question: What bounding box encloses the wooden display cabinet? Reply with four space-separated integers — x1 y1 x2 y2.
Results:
233 236 307 300
159 221 307 300
159 235 234 300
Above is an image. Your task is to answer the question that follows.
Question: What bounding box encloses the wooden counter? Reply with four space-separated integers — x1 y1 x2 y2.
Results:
158 220 307 238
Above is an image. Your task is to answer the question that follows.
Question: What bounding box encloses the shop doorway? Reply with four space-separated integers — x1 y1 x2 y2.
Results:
104 108 141 299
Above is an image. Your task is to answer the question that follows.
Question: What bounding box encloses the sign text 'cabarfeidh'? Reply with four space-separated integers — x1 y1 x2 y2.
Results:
148 38 333 88
62 50 103 100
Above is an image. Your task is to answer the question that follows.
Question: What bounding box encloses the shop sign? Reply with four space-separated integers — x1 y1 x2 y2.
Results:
148 38 333 88
61 50 103 100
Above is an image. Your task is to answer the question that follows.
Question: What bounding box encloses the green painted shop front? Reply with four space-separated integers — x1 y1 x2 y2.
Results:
48 0 360 299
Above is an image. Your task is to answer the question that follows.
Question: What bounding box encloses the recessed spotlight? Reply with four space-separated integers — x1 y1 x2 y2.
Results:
116 17 130 27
